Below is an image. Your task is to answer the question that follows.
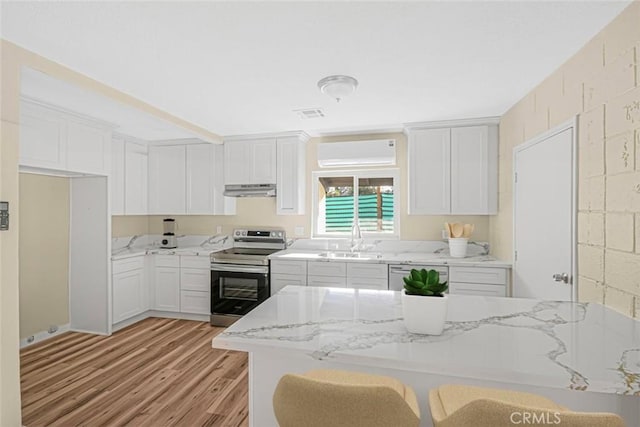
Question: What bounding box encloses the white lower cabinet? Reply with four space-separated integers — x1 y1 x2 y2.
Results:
270 260 308 295
154 266 181 312
112 256 146 324
449 266 509 297
180 290 210 315
179 256 211 314
274 260 389 291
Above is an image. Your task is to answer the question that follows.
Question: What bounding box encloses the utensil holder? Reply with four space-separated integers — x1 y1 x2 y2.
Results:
449 238 468 258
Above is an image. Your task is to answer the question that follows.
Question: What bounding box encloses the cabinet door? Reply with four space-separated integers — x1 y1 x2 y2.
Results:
180 290 210 315
223 141 248 185
186 144 215 214
250 138 277 184
451 126 497 214
449 282 506 297
271 274 307 295
212 144 236 215
154 267 180 312
277 137 305 215
408 128 451 214
148 145 186 214
112 269 144 323
66 120 110 175
124 142 148 215
19 101 67 170
110 137 125 215
180 268 210 292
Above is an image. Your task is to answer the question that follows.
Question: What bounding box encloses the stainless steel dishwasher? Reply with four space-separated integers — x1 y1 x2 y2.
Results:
388 264 449 291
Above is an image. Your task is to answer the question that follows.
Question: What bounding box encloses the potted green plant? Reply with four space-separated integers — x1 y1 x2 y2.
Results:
402 268 449 335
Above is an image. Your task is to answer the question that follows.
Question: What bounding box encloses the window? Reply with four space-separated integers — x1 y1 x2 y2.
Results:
312 169 399 238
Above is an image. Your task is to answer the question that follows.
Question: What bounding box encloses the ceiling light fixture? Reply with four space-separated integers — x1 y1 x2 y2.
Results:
317 75 358 103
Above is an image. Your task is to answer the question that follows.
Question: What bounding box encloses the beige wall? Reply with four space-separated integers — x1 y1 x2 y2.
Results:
18 173 70 338
142 133 491 242
112 215 149 237
490 1 640 318
0 39 222 426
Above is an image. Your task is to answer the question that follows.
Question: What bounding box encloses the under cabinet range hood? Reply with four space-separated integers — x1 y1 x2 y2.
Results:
223 184 277 197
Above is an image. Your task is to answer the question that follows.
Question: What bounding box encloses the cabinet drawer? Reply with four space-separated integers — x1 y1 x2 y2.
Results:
180 268 210 292
449 267 507 285
307 275 346 288
347 277 388 290
449 282 506 297
308 261 347 277
347 263 387 279
180 255 211 269
180 290 210 315
271 274 307 295
113 256 145 275
271 260 307 276
155 255 180 268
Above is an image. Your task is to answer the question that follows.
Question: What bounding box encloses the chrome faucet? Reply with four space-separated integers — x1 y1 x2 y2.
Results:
350 221 363 252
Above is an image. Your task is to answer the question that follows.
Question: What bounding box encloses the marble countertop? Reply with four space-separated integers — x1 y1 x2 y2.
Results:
111 246 219 260
268 248 512 268
213 285 640 396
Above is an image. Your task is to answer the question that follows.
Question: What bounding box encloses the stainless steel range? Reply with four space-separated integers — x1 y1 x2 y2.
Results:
210 228 286 326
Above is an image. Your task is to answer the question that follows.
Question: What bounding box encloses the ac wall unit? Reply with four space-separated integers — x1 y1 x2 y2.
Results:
317 139 396 167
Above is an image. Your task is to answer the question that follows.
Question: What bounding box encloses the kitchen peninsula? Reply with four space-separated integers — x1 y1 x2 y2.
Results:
212 285 640 427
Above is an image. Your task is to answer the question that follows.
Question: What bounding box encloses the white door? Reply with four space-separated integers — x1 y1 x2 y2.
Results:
513 122 575 301
66 120 110 175
250 138 277 183
112 269 144 323
110 137 125 215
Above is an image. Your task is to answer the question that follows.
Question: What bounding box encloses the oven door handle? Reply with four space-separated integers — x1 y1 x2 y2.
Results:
210 264 269 275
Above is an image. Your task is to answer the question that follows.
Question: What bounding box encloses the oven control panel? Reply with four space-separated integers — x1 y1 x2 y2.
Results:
233 228 285 241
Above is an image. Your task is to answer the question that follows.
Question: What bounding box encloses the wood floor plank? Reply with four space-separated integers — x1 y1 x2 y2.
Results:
20 317 249 427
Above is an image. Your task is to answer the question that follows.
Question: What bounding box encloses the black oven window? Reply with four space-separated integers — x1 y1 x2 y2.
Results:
220 277 259 301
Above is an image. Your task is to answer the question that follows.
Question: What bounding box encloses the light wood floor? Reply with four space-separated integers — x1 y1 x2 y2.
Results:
20 317 249 427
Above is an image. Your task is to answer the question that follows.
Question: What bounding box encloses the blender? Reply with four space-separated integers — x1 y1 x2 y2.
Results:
160 218 178 249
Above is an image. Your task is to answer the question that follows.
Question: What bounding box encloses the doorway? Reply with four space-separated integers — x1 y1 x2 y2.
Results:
513 118 577 301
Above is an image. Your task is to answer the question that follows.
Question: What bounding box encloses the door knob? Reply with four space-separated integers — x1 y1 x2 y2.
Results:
552 273 569 284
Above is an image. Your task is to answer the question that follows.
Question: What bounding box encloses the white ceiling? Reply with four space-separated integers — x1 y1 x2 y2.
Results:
1 1 632 137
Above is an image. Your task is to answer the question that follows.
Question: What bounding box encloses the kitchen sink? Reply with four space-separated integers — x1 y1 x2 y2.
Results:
319 251 382 260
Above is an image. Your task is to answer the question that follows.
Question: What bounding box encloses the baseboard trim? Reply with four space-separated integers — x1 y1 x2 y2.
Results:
112 311 209 332
20 323 70 348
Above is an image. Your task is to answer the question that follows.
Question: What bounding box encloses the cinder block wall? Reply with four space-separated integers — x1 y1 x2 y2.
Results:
491 1 640 318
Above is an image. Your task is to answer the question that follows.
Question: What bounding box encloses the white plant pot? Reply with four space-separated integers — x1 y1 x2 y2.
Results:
401 292 448 335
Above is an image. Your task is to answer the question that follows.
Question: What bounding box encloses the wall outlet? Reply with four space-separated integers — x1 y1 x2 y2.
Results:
216 225 222 234
295 226 304 236
441 229 448 239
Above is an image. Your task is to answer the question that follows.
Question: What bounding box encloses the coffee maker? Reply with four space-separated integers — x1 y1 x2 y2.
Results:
161 218 178 249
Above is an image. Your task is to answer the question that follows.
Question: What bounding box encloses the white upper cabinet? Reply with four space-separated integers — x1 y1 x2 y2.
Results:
408 128 451 215
186 144 236 215
450 126 497 214
224 138 276 185
276 135 307 215
407 121 498 215
110 136 126 215
19 99 112 175
20 101 67 170
124 141 149 215
66 119 111 175
148 145 187 215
